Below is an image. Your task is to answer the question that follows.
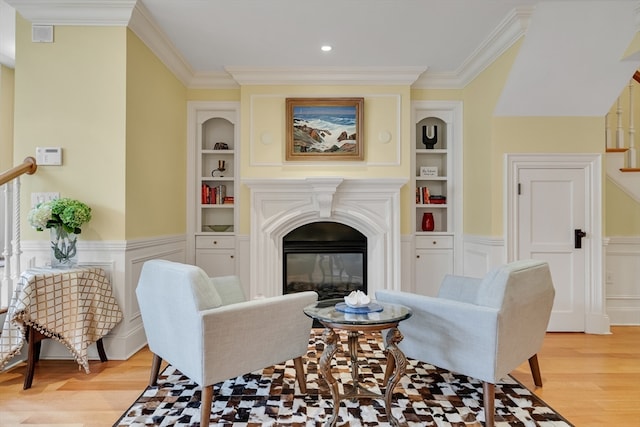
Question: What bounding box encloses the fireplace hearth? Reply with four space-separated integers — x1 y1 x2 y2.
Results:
283 221 366 301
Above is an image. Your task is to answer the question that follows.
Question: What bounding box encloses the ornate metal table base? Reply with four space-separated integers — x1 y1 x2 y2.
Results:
319 327 408 427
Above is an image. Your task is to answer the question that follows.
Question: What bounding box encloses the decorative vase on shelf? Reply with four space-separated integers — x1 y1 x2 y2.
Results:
421 212 435 232
422 125 438 149
50 226 78 268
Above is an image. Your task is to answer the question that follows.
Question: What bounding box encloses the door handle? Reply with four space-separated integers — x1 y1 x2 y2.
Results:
574 229 587 249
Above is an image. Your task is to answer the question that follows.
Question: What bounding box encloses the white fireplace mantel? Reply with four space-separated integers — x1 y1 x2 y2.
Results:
243 177 407 298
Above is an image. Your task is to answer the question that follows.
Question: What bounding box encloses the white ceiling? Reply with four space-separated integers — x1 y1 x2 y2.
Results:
3 0 640 115
139 0 537 74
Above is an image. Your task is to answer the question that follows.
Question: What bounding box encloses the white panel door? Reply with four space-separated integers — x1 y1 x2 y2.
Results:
518 167 587 331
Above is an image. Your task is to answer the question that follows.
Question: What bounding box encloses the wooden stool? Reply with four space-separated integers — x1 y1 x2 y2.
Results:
24 326 108 390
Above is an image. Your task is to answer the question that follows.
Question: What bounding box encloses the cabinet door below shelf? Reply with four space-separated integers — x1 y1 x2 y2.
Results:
196 249 236 277
415 249 453 296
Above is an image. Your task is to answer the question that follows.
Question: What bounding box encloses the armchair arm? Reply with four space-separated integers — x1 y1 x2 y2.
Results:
199 291 317 386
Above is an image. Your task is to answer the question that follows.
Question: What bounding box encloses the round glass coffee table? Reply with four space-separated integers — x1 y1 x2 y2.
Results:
303 299 412 427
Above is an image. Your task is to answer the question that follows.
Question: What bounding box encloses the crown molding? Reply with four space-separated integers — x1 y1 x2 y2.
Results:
5 0 136 25
413 6 533 89
127 1 194 86
189 72 239 89
224 66 427 86
5 1 531 89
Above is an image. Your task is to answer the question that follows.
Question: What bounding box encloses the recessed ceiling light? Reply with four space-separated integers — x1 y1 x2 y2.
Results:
321 45 332 52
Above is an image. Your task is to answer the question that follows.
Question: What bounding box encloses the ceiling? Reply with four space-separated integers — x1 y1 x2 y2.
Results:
138 0 537 75
2 0 640 115
2 0 540 86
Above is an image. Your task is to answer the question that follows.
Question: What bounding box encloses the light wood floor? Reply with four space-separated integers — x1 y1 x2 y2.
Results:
1 326 639 426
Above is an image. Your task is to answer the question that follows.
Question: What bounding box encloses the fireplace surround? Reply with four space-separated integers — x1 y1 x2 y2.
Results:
244 177 406 299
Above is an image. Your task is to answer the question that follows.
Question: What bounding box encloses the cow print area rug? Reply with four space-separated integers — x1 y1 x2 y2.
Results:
114 329 572 426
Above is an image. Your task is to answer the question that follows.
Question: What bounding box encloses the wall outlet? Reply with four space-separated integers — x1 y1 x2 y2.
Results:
31 192 59 208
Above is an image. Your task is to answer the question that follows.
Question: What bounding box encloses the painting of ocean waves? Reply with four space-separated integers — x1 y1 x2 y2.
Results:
292 106 358 153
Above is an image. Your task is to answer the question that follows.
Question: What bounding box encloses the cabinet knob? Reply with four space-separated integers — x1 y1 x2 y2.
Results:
433 241 437 245
416 255 420 258
230 255 234 259
213 241 218 245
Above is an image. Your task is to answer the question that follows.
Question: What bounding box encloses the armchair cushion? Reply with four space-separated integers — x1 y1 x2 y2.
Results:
210 275 246 305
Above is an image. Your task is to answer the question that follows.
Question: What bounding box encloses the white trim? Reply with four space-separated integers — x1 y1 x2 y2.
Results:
505 153 608 334
243 177 406 299
5 0 136 25
411 100 464 275
248 93 402 167
17 235 188 361
225 66 426 86
413 7 532 89
127 1 193 86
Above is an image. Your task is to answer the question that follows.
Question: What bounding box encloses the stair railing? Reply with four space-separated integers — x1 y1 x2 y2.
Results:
606 74 639 169
0 157 37 311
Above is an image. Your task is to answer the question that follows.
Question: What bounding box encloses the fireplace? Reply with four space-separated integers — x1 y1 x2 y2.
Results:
283 221 367 300
244 177 406 299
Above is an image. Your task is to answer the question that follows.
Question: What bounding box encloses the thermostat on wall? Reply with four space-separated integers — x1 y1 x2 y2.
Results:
36 147 62 165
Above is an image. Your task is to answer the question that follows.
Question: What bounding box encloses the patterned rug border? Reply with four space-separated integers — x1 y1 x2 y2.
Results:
114 329 574 427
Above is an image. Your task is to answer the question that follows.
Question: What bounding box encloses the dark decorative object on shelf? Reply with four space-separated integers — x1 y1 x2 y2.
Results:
421 212 435 232
211 160 226 177
422 125 438 149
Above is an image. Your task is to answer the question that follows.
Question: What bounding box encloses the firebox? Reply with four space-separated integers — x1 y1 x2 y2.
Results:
283 221 367 301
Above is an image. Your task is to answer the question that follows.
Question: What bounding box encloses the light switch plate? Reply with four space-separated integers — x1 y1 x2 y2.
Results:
31 192 59 208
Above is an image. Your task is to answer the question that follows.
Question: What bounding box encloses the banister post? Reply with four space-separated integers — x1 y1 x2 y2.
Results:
629 80 637 168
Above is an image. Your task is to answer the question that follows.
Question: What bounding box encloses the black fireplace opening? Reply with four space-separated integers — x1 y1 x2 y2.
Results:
283 221 367 301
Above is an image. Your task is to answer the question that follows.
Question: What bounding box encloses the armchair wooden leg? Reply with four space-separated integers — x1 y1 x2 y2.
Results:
528 354 543 387
201 384 213 427
149 353 162 386
293 356 307 394
483 382 495 427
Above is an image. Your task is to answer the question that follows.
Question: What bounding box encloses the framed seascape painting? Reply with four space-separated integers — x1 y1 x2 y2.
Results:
286 97 364 161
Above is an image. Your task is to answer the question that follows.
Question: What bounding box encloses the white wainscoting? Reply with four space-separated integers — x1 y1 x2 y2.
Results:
462 235 506 278
605 236 640 325
17 235 187 363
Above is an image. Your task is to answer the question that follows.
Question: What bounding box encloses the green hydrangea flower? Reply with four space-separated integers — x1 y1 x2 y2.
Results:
28 198 92 234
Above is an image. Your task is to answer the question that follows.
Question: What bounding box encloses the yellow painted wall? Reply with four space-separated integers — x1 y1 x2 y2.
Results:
0 64 13 172
606 177 640 235
491 116 603 235
125 30 187 238
187 88 240 102
13 17 127 240
461 40 522 236
236 85 411 234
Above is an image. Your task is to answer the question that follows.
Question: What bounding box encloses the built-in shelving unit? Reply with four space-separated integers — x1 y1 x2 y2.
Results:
411 101 462 295
187 102 239 277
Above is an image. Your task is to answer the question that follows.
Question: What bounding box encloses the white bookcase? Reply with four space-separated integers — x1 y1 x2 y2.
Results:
187 101 239 277
411 101 463 295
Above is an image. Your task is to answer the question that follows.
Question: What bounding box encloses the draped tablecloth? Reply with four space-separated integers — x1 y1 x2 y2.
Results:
0 267 123 373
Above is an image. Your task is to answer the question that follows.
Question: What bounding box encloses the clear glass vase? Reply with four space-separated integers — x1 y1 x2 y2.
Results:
50 226 78 268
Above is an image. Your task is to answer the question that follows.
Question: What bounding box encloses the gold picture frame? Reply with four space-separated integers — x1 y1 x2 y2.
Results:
286 97 364 161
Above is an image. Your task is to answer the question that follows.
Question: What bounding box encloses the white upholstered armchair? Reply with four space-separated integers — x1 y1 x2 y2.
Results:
376 259 555 427
135 259 318 427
